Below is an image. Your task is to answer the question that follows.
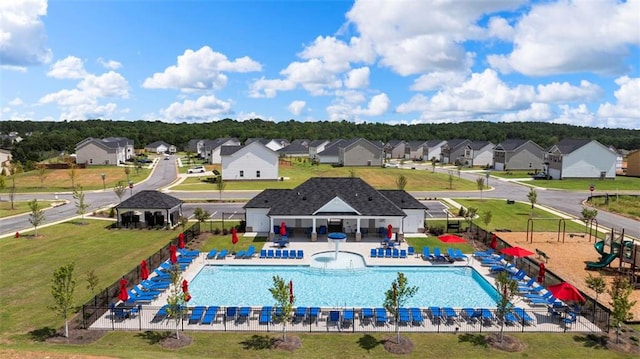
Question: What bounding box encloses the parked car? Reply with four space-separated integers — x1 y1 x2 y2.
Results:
532 172 550 180
187 166 206 174
384 163 400 168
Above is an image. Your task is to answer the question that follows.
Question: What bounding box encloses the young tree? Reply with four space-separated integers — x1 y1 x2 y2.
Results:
581 207 598 234
495 271 518 342
37 165 48 188
100 173 106 190
85 269 99 296
448 170 454 189
465 207 478 233
113 182 127 204
476 177 485 200
68 163 78 189
49 262 76 338
527 188 537 213
383 272 418 344
608 275 637 344
215 178 226 201
73 185 90 224
395 174 408 190
124 167 131 182
269 275 295 341
481 210 493 240
0 174 4 201
165 264 188 340
431 161 436 173
28 199 46 237
585 273 606 308
193 207 211 224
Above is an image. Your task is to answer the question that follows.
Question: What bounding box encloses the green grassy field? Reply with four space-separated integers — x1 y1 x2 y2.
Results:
588 195 640 221
527 176 640 191
0 200 64 218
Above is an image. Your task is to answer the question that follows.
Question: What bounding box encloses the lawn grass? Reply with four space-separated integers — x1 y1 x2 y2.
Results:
0 200 62 218
0 220 177 338
490 170 535 179
526 176 640 191
0 166 151 193
588 195 640 221
172 162 478 191
2 331 636 359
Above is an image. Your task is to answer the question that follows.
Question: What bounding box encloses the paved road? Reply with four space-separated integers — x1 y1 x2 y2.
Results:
1 159 638 239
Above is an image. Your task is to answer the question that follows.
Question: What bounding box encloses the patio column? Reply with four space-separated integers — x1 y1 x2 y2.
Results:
311 218 317 242
398 220 405 242
269 217 275 241
355 218 362 242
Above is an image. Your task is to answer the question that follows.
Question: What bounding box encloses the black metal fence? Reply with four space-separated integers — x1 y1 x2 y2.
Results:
78 222 201 329
85 305 601 334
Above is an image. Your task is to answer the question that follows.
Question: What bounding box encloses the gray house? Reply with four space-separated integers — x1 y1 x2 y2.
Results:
424 140 447 162
114 190 183 228
384 140 408 159
308 139 330 161
243 177 427 241
468 141 495 167
318 138 383 166
545 139 616 179
278 139 310 158
440 139 471 165
75 137 134 165
205 137 241 164
493 139 545 171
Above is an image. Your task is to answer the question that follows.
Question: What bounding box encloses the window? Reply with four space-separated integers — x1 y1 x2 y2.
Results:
89 158 93 164
239 170 244 177
256 170 261 178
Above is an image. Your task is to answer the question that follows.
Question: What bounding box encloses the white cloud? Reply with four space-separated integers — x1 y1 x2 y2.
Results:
488 0 640 76
326 92 389 121
344 67 369 89
143 46 261 91
288 100 306 116
0 0 52 66
353 93 390 116
553 104 597 127
536 81 602 103
47 56 88 79
161 95 232 122
411 71 468 91
78 71 129 98
249 77 296 98
97 58 122 70
487 16 514 41
597 76 640 128
298 36 375 72
500 103 553 122
8 97 23 106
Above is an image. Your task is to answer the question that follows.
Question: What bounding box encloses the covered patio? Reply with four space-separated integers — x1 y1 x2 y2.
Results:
115 190 183 229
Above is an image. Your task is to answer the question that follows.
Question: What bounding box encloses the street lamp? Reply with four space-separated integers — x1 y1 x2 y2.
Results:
128 180 134 198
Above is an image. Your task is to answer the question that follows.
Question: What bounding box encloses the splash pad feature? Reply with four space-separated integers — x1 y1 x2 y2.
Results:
309 232 366 269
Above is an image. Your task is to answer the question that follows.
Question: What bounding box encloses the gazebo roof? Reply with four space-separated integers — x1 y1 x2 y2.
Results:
115 190 183 209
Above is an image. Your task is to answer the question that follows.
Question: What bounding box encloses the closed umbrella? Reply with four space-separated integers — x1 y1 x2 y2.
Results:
280 222 287 237
438 234 466 243
169 244 177 264
289 280 294 304
118 277 128 302
537 262 546 284
178 233 185 249
548 282 585 303
387 224 393 241
140 260 149 280
231 227 239 245
490 233 498 249
182 279 192 302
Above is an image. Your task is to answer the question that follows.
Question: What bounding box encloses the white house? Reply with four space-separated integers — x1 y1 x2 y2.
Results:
75 137 134 165
220 141 279 180
206 138 241 164
145 141 176 154
545 139 617 179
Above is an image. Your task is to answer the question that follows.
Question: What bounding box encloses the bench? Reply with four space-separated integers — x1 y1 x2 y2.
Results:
569 233 586 238
535 248 550 263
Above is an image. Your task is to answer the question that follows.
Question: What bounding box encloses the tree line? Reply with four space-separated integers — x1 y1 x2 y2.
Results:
2 119 639 167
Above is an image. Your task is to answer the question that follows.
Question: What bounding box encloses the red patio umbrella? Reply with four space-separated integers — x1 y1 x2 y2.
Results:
280 222 287 237
387 224 393 241
231 227 239 245
537 262 546 284
500 246 534 258
140 260 149 280
118 277 128 302
438 234 466 243
182 279 189 293
169 244 177 264
548 282 586 303
178 233 185 249
289 280 294 304
490 233 498 249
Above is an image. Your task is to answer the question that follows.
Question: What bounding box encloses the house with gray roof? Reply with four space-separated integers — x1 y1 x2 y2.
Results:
317 138 383 166
384 140 408 159
468 141 495 167
145 141 176 154
75 137 134 165
204 137 241 164
277 139 310 157
220 141 279 180
114 190 183 228
545 139 616 179
493 139 545 171
440 139 471 165
308 139 330 161
245 138 290 151
185 139 205 157
243 177 427 241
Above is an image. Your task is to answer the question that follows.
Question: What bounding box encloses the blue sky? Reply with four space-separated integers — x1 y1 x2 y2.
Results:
1 0 639 129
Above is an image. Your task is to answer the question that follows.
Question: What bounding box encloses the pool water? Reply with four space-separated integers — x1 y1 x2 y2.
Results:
188 265 500 308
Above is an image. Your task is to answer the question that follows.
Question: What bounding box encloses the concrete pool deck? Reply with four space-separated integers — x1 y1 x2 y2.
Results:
89 238 602 333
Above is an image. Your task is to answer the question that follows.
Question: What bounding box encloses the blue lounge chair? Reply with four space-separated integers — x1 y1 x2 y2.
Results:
110 303 129 320
275 249 282 259
259 306 272 325
481 255 505 266
392 249 399 258
377 248 385 257
398 308 410 326
375 307 388 326
206 249 218 259
342 309 354 328
370 248 377 257
429 307 443 324
422 246 433 260
289 249 296 259
244 246 256 258
447 248 462 261
294 307 308 323
217 249 228 259
563 312 577 328
407 246 415 257
235 249 246 259
433 247 446 261
443 307 458 324
237 306 251 323
201 306 219 325
267 249 274 259
454 249 469 260
509 269 527 280
225 306 238 321
296 250 304 259
274 307 283 322
140 280 170 290
473 248 495 257
409 307 424 326
385 248 392 258
327 310 341 328
362 308 374 325
504 312 518 326
309 307 320 324
282 250 289 259
179 249 200 257
462 308 482 323
189 306 206 324
513 308 535 326
481 309 495 325
152 304 170 322
400 249 407 258
259 249 267 258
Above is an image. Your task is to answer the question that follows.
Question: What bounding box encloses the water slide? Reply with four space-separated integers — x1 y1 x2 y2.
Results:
586 252 618 269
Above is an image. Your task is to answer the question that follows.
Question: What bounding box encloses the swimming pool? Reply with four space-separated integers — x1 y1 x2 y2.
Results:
188 265 500 308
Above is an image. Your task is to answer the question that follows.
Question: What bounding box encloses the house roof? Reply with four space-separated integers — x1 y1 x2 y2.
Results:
115 190 183 210
317 139 346 156
244 177 423 216
406 140 428 148
495 139 528 151
425 139 445 147
220 145 244 156
548 138 592 154
278 141 309 155
309 139 329 147
444 139 470 150
146 141 171 148
469 141 493 150
102 137 133 147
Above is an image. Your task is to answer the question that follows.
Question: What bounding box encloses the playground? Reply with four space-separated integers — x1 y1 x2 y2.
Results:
494 230 640 321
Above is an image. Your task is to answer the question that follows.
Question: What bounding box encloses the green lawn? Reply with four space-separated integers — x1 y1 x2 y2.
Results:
0 200 63 218
172 162 478 191
588 195 640 221
490 170 534 179
526 176 640 191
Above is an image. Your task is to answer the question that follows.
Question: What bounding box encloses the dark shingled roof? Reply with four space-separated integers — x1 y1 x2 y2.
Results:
115 190 183 209
244 177 425 216
495 139 528 151
550 138 592 154
469 141 492 150
220 145 244 156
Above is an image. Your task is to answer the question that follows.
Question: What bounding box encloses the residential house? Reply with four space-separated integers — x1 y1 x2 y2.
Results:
75 137 134 165
424 140 447 162
186 139 205 158
278 139 310 158
220 141 279 180
316 139 344 164
493 139 545 171
608 146 625 174
624 149 640 177
317 138 383 166
407 141 428 161
243 177 427 241
308 139 330 161
245 138 290 152
0 149 11 175
384 140 408 159
440 139 471 165
204 138 241 164
545 139 617 179
468 141 495 168
145 141 176 154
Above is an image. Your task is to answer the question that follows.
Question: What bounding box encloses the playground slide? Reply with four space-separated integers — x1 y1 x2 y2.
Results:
586 252 618 269
594 240 606 255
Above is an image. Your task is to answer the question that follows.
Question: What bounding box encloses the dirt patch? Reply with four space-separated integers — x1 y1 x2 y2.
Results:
486 333 527 352
160 333 193 349
45 329 106 345
272 335 302 351
382 335 415 354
